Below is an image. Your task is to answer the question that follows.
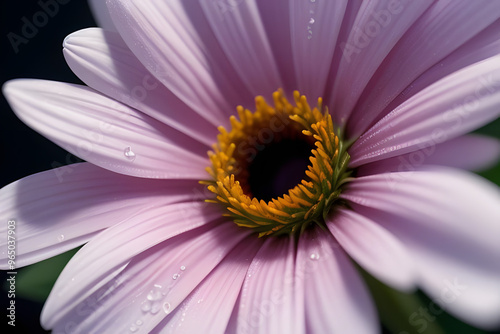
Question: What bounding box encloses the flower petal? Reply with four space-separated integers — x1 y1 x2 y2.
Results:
200 0 282 97
41 203 229 329
349 55 500 167
88 0 117 31
343 168 500 327
45 222 249 332
329 0 433 125
0 163 205 269
107 0 253 120
3 79 209 179
382 18 500 123
152 236 262 334
297 228 379 334
289 0 347 98
256 0 296 92
357 134 500 175
328 209 416 291
356 204 500 329
232 237 305 334
63 27 218 145
341 167 500 262
349 1 500 136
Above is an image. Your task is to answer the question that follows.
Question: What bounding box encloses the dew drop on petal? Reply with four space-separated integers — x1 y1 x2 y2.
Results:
172 273 180 280
129 326 138 333
147 290 162 301
310 253 320 260
180 266 186 271
163 302 171 314
57 234 65 242
141 303 151 312
309 18 315 24
124 146 136 161
310 0 316 3
151 302 161 314
135 320 143 326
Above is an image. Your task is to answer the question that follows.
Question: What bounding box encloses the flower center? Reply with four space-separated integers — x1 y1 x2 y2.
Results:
203 90 351 237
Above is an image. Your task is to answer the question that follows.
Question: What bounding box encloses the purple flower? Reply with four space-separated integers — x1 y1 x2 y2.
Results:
2 1 500 333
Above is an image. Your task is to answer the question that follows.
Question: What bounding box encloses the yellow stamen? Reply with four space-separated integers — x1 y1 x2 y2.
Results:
202 89 351 236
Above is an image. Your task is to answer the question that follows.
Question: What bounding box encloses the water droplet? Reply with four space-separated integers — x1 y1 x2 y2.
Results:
180 265 186 271
124 146 136 161
130 326 138 332
151 302 161 314
154 284 162 289
57 234 65 242
163 302 171 314
307 35 312 40
197 299 203 304
147 290 162 301
135 320 143 326
172 273 180 280
310 0 316 3
309 18 315 24
141 303 151 312
310 253 320 260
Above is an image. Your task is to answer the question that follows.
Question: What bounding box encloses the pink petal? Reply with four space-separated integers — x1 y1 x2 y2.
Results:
290 0 347 98
45 222 249 332
297 228 378 334
152 236 262 334
0 163 205 269
256 0 296 92
349 1 500 136
349 55 500 167
342 168 500 327
329 0 433 125
63 28 218 145
232 237 305 334
342 168 500 261
3 79 209 179
42 209 238 332
328 209 416 291
88 0 117 31
357 134 500 175
356 205 500 329
200 0 282 97
382 19 500 123
107 0 254 119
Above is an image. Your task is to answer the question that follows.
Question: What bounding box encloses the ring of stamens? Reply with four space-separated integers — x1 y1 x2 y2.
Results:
203 90 351 237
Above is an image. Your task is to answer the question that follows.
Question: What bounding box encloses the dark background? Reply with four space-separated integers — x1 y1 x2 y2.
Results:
1 1 500 334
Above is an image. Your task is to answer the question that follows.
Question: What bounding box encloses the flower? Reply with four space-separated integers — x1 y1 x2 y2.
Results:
2 0 500 333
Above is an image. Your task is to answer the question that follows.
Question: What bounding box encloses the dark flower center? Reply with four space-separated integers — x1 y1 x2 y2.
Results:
203 90 351 237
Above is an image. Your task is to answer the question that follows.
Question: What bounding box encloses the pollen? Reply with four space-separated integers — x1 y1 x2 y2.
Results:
202 90 351 237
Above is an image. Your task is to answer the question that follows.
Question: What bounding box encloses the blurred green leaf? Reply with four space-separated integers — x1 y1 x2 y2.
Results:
359 267 497 334
359 268 445 334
